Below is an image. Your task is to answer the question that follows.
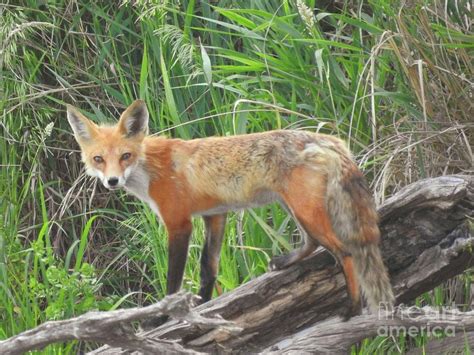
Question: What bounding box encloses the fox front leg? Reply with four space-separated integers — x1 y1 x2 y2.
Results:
140 221 192 330
166 221 193 295
199 214 227 303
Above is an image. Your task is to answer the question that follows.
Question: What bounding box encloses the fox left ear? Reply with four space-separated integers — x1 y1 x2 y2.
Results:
118 100 149 138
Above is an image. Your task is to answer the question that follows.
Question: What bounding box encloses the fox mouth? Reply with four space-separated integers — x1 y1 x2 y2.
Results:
102 181 123 190
104 183 123 191
101 176 126 190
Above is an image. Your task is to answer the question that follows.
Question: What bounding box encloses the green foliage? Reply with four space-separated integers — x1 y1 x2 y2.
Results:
0 0 472 353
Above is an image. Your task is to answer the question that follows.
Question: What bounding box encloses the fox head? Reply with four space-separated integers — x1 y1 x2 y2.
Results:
67 100 149 190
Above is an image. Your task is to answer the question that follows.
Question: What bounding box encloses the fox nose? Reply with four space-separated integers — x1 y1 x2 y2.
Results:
108 177 119 187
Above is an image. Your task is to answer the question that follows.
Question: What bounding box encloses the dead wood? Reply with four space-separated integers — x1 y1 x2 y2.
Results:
2 175 472 354
0 292 241 355
265 306 474 354
93 175 473 354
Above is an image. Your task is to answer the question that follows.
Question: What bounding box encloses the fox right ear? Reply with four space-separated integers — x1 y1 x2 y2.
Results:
66 105 98 142
118 100 149 138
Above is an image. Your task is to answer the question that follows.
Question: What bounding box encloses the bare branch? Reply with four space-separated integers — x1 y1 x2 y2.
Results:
266 306 474 353
0 291 241 355
2 175 472 354
406 331 474 354
89 175 472 354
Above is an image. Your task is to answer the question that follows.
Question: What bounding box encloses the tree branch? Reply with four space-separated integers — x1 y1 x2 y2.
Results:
0 292 241 355
2 175 472 354
266 306 474 354
406 331 474 354
114 175 470 354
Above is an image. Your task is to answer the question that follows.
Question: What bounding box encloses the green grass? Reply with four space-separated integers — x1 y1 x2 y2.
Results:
1 0 472 353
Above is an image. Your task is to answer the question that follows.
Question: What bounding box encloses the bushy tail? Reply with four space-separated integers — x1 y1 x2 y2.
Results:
303 139 395 312
350 242 394 312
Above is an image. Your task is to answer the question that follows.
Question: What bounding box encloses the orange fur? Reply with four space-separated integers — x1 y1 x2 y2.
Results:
67 100 394 314
280 166 345 252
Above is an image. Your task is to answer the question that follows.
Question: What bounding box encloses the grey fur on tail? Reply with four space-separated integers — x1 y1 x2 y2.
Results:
303 139 395 312
349 242 395 312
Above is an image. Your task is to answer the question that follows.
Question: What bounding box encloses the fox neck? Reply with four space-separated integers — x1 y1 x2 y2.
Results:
123 137 174 220
124 160 150 201
123 137 163 200
124 160 163 220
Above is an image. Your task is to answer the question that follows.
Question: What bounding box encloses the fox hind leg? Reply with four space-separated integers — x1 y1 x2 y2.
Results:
339 254 362 318
269 238 318 270
280 167 362 318
290 203 361 318
269 209 318 270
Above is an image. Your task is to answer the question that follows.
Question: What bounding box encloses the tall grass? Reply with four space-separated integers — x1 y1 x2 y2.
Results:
1 0 472 353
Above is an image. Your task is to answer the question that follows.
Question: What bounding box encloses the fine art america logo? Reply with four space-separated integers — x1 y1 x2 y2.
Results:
375 303 472 338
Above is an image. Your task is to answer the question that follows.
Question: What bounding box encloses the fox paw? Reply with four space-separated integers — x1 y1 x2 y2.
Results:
340 300 362 321
269 254 290 271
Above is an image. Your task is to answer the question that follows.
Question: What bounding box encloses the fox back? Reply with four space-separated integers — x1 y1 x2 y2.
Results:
67 100 394 321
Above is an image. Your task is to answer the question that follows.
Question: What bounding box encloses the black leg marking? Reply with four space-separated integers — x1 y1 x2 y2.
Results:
198 214 226 303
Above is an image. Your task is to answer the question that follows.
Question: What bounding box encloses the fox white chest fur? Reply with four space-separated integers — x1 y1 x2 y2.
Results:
123 161 162 220
67 99 394 319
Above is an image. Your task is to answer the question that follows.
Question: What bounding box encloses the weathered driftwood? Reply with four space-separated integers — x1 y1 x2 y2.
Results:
1 175 472 354
0 292 241 355
90 175 473 354
266 306 474 354
406 331 474 354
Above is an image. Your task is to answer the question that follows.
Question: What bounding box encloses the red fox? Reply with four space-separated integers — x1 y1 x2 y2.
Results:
67 100 394 317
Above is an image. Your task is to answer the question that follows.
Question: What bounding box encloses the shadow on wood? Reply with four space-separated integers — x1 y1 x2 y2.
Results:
94 175 473 354
1 176 472 354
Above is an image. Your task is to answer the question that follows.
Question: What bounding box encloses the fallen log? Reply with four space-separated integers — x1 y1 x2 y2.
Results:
93 175 473 354
0 292 241 355
1 175 472 354
124 228 473 354
265 306 474 354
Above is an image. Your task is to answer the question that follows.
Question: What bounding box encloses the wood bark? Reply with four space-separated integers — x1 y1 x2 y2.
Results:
265 307 474 354
1 175 472 354
0 292 241 355
92 175 473 354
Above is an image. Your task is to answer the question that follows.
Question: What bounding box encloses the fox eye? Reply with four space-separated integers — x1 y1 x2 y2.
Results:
121 152 131 160
93 156 104 163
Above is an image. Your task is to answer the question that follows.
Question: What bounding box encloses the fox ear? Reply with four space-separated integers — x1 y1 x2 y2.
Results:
66 105 99 142
118 100 149 138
